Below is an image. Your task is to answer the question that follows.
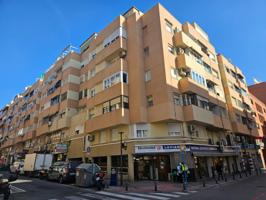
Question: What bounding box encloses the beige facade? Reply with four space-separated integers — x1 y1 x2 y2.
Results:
0 3 263 181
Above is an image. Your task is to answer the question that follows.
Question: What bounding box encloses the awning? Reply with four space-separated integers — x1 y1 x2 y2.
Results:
192 151 240 157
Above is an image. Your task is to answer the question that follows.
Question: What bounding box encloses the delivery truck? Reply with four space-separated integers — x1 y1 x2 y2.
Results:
23 153 53 177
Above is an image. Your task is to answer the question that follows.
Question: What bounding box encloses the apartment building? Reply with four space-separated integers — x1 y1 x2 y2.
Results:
249 89 266 168
74 4 246 182
249 82 266 104
0 3 263 182
217 55 262 170
0 80 42 163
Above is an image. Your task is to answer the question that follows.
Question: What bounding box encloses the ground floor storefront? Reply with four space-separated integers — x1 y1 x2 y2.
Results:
80 141 245 182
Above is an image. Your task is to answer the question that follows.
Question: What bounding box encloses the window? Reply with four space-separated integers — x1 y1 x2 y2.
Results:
171 67 178 79
145 70 151 82
84 89 88 98
168 123 181 136
147 95 153 107
79 91 83 100
88 108 95 119
144 47 149 56
191 71 206 87
90 88 96 97
173 93 181 105
99 131 106 143
212 69 219 79
61 92 67 101
90 69 96 78
235 114 241 123
103 71 128 89
50 95 60 106
168 44 175 55
165 19 173 33
136 124 148 138
203 63 212 74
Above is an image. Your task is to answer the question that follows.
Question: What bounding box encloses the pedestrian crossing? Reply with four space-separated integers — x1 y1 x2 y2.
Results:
52 190 198 200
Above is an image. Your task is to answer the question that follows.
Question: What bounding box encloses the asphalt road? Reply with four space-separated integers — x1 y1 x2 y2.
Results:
3 173 266 200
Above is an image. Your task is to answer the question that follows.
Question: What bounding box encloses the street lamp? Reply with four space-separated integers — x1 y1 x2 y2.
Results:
118 132 127 186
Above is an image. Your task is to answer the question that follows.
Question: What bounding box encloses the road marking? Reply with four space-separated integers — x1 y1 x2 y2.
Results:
127 192 169 200
151 193 180 198
10 185 26 193
12 179 33 184
189 190 197 193
97 191 148 200
65 196 88 200
173 192 190 195
80 192 117 200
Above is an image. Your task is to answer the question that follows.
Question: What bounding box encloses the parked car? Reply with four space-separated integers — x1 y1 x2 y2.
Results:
10 161 24 175
47 161 81 183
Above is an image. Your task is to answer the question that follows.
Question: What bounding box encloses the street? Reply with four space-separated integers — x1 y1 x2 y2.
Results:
4 174 266 200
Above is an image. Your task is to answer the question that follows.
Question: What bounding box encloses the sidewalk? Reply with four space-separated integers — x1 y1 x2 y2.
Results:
104 172 265 193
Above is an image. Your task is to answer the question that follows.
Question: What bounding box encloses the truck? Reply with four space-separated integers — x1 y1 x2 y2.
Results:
23 153 53 177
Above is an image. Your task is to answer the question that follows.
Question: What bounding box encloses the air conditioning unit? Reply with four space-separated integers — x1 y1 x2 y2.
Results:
176 47 185 55
87 134 95 142
178 68 188 77
119 50 127 58
188 125 196 134
48 121 52 126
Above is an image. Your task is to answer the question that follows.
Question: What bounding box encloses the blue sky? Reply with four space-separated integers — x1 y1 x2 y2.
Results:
0 0 265 108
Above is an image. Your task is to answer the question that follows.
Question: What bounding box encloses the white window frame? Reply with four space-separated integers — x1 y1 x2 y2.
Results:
145 70 151 82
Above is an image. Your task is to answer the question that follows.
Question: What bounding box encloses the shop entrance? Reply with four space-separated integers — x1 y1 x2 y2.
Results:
134 155 170 181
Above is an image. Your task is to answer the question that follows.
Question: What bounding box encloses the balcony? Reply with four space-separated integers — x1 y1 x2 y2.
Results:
173 31 202 55
183 105 213 126
85 108 129 133
232 121 251 135
46 116 71 133
178 77 209 98
175 53 203 70
147 102 184 122
212 114 232 130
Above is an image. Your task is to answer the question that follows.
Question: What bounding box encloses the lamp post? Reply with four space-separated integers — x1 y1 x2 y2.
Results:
118 132 125 186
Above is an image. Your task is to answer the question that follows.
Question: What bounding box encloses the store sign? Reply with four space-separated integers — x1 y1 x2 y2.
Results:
189 145 217 152
54 143 68 153
135 144 189 154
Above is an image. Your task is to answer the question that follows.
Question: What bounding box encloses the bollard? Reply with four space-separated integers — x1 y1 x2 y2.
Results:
245 171 248 177
239 171 242 179
215 178 218 184
232 173 235 180
125 182 128 191
224 175 227 182
256 168 259 176
154 180 157 191
202 179 206 187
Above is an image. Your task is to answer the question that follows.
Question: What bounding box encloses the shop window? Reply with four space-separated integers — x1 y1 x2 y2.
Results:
93 157 107 172
147 95 153 107
111 155 128 173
